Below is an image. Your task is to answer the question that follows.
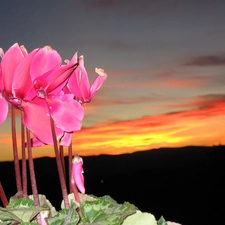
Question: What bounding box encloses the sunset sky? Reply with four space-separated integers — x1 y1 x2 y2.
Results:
1 0 225 161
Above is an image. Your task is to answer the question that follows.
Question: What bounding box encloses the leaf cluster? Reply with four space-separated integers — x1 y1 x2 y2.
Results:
0 194 169 225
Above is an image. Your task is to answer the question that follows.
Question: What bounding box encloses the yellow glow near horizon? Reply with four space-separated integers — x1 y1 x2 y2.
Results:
1 108 225 161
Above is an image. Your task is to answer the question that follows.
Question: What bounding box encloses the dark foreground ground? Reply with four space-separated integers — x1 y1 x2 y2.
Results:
1 145 225 225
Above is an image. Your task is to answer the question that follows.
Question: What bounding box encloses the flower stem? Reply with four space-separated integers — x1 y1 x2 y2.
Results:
26 128 40 207
60 145 66 179
11 105 22 195
49 116 69 209
68 143 73 193
0 181 8 207
21 113 28 198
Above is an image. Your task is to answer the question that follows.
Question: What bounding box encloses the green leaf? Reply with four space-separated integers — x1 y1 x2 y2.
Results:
20 222 39 225
61 193 97 210
0 219 12 225
46 207 80 225
6 198 34 209
80 195 136 225
29 194 57 217
157 216 168 225
122 210 157 225
0 206 46 223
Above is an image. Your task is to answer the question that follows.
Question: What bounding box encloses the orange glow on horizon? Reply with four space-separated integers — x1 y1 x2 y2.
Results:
1 97 225 162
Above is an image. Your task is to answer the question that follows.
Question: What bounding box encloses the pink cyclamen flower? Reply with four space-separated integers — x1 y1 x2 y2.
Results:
67 55 107 104
1 43 39 105
71 154 85 194
22 47 84 145
0 44 38 124
0 44 84 146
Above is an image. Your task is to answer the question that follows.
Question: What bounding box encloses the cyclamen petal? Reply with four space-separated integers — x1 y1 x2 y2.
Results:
90 68 107 99
60 132 73 146
2 43 28 94
22 98 63 145
0 94 8 124
30 46 61 81
68 56 107 104
47 95 84 132
33 63 77 98
12 48 39 99
72 155 85 194
29 137 46 147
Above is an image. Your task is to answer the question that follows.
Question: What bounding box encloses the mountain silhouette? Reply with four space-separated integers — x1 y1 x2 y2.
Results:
1 145 225 225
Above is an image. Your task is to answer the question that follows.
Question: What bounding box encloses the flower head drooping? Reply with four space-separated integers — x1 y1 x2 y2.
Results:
71 154 85 194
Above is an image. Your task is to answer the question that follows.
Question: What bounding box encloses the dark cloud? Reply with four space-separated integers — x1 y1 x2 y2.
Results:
166 94 225 111
184 55 225 66
84 0 180 16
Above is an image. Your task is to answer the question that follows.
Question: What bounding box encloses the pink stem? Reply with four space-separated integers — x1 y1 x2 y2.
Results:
68 144 73 193
26 128 40 207
60 145 66 178
21 113 28 198
71 182 82 216
49 116 69 209
71 176 81 204
0 181 8 207
11 106 22 195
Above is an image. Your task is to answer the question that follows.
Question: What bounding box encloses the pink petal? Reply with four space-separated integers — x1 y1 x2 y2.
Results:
30 137 46 147
2 43 27 94
68 63 91 103
0 93 8 124
72 155 85 194
65 52 78 65
45 64 77 93
90 68 107 99
47 95 84 132
40 210 49 225
30 46 61 81
22 98 63 145
33 63 77 97
0 63 3 90
60 132 73 146
12 48 39 99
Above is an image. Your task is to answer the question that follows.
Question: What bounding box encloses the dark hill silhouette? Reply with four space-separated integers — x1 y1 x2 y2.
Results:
1 145 225 225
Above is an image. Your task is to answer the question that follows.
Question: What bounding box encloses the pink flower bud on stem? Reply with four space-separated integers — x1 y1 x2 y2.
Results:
70 154 85 213
39 210 49 225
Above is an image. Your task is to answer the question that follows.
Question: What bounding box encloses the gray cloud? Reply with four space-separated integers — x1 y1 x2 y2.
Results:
184 55 225 66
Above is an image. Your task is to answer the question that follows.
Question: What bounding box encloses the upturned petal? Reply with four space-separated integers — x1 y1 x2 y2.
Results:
72 154 85 194
1 43 28 94
90 68 107 99
12 48 39 99
68 56 90 103
33 63 78 98
30 46 61 81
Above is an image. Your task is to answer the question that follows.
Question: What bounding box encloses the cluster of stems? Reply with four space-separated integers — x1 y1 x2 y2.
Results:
0 104 81 212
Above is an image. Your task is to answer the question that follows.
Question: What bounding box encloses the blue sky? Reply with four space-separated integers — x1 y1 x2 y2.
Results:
1 0 225 161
